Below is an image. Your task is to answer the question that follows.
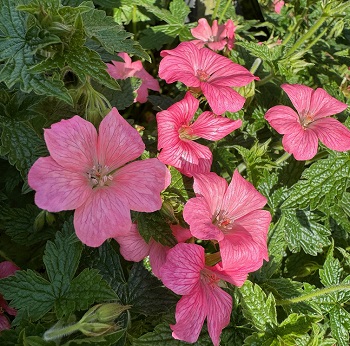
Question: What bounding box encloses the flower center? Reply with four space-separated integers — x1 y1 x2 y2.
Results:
201 268 220 288
87 164 113 188
196 69 210 82
300 111 314 129
178 124 199 140
213 210 234 233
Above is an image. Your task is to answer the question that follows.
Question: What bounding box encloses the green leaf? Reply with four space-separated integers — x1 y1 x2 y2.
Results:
236 41 283 62
61 329 125 346
0 0 72 103
238 280 277 331
282 153 350 209
328 306 350 346
282 209 331 255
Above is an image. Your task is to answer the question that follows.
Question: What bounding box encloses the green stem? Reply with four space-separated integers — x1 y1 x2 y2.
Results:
255 72 275 87
250 58 262 75
286 14 328 57
283 8 308 46
276 284 350 306
212 0 221 20
132 6 137 35
44 323 80 341
275 152 292 165
237 162 246 173
218 0 231 24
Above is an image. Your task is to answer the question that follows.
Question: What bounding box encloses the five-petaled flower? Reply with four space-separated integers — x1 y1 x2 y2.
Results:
106 52 160 103
158 41 258 115
157 92 242 176
28 108 170 247
183 171 270 271
0 261 19 332
191 18 235 51
264 84 350 160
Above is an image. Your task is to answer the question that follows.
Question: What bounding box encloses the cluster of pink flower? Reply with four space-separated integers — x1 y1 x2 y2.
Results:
26 16 350 346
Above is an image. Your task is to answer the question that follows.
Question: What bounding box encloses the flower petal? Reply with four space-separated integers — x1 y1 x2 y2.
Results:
0 315 11 332
98 108 145 170
211 262 248 287
222 170 267 220
74 189 132 247
310 117 350 152
191 18 213 41
201 83 246 115
28 157 91 212
282 127 319 160
149 240 169 279
264 105 301 134
114 224 150 262
0 261 19 279
111 159 170 212
160 243 204 295
281 84 313 115
191 111 242 140
170 285 207 344
44 115 97 171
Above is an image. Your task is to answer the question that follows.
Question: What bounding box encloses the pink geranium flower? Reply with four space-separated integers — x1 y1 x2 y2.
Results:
158 42 258 115
160 243 233 346
0 261 19 331
183 171 270 271
106 52 160 103
273 0 285 14
191 18 235 51
265 84 350 160
157 92 242 176
28 108 170 247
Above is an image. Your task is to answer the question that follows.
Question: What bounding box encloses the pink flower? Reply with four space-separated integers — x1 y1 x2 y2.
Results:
106 52 160 103
183 171 270 272
191 18 236 51
0 261 19 331
158 42 258 115
160 243 232 346
157 92 242 176
273 0 284 14
265 84 350 160
28 108 171 247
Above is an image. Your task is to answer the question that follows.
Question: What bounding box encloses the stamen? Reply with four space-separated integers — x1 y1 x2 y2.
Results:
87 164 113 188
196 69 210 82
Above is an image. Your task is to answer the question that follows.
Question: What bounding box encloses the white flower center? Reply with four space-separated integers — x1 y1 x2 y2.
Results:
87 164 113 188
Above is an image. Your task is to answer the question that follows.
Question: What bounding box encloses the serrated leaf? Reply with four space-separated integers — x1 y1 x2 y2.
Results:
55 268 117 318
238 280 277 331
0 0 72 103
329 306 350 346
282 209 331 255
319 246 342 287
282 153 350 209
236 41 283 62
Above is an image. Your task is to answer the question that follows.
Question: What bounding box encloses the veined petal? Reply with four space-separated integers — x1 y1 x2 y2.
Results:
171 224 192 243
160 243 204 295
310 88 348 119
0 315 11 332
311 117 350 152
265 105 301 134
205 284 232 346
98 108 145 170
184 197 224 241
170 286 207 344
281 84 313 115
222 170 267 220
28 157 91 212
211 262 248 287
149 240 169 279
191 18 213 41
44 115 97 171
111 159 170 212
201 83 246 115
0 261 19 279
192 172 228 216
282 127 319 160
114 224 150 262
191 111 242 140
74 189 132 247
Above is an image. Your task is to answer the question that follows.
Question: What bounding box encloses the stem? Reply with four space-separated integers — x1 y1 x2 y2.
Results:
276 284 350 306
275 152 292 165
283 8 309 46
286 14 328 57
212 0 221 20
250 58 262 75
255 72 275 87
44 323 80 341
218 0 231 24
237 162 246 173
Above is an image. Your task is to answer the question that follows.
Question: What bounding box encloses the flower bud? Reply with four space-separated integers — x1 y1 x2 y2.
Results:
81 303 131 324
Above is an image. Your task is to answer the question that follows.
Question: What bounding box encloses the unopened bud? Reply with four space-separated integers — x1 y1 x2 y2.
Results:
160 201 178 223
34 210 46 231
45 211 56 226
81 303 131 324
79 322 116 337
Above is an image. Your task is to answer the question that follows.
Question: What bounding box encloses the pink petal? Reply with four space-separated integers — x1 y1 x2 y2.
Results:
98 108 145 170
310 88 348 119
0 261 19 279
207 41 227 51
74 189 132 247
282 127 319 160
44 116 97 171
171 224 192 243
160 243 204 295
201 83 246 115
28 157 92 212
191 18 213 41
264 105 301 134
134 67 160 103
222 170 267 220
111 159 170 212
225 19 235 50
184 197 224 241
192 172 228 216
205 284 232 346
191 111 242 140
106 53 136 80
281 84 313 116
114 224 150 262
310 117 350 152
149 240 169 279
0 315 10 331
211 262 249 287
170 285 207 344
274 0 284 14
